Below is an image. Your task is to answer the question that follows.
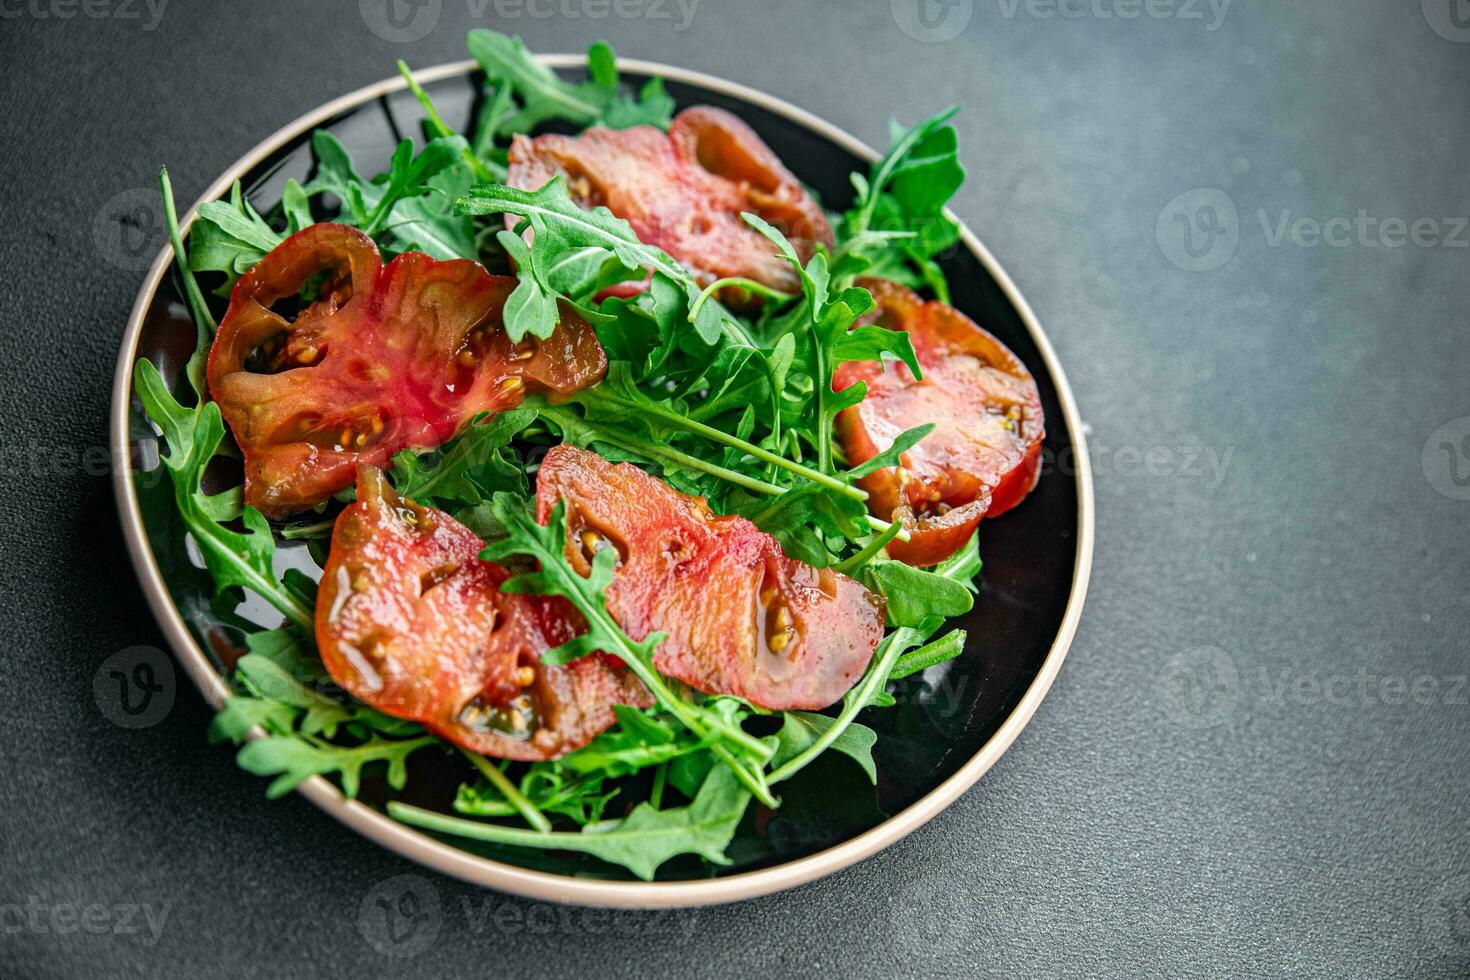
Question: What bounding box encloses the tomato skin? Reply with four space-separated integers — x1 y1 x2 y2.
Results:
207 223 605 519
507 107 833 294
835 279 1044 566
316 468 650 761
535 445 886 711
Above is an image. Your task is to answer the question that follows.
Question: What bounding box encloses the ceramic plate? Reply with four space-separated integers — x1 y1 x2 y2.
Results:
111 56 1093 907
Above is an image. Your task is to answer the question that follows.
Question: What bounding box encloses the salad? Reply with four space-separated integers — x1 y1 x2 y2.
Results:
132 31 1044 881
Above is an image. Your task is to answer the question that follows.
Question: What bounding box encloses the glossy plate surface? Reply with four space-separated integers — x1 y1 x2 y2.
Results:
111 57 1093 907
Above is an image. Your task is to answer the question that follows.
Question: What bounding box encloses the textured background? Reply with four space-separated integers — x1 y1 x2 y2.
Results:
2 0 1468 976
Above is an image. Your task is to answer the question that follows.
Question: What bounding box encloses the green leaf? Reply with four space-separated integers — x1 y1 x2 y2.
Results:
496 229 563 341
238 733 436 799
866 559 976 628
187 182 284 292
889 629 968 681
134 359 312 630
391 761 751 880
388 163 479 260
363 135 470 236
773 712 878 783
832 323 921 378
301 131 377 224
843 423 934 481
390 409 535 507
559 707 706 778
467 31 674 132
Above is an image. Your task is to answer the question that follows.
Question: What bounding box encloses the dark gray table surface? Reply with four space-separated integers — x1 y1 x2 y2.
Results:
2 0 1466 976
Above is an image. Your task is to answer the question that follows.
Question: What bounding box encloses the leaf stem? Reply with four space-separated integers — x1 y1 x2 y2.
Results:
767 629 914 786
397 60 499 184
688 277 793 328
833 520 902 575
580 390 865 501
459 747 551 832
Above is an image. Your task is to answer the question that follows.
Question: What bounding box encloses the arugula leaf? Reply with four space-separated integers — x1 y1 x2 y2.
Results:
187 181 283 293
839 107 966 299
362 135 470 236
389 409 535 507
158 167 215 399
866 558 976 628
456 763 618 825
391 761 751 880
495 229 563 341
457 179 668 295
466 32 674 132
388 163 480 261
396 58 501 184
238 732 436 800
889 629 968 681
559 706 708 778
842 422 934 480
134 359 312 630
772 712 877 783
301 131 376 225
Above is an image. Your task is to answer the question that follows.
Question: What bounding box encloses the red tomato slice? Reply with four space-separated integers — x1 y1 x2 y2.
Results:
507 106 833 293
835 279 1044 566
207 223 606 519
315 467 650 761
535 445 885 711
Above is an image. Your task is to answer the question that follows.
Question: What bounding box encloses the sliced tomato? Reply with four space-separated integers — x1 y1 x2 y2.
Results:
534 445 885 711
207 222 606 519
835 279 1044 566
507 106 833 294
315 467 650 761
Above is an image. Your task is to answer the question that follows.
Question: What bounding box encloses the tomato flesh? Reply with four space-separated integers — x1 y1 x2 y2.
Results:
315 467 650 761
835 279 1044 566
535 445 885 710
507 107 833 294
207 223 605 519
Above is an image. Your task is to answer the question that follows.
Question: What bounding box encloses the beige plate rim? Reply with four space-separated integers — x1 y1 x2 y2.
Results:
110 55 1095 909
